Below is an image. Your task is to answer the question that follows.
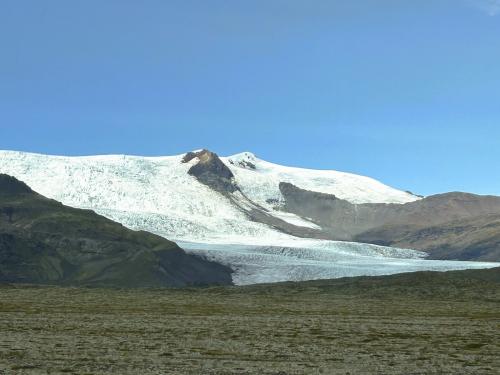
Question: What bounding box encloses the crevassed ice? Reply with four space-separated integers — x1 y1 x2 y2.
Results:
0 149 498 285
179 242 499 285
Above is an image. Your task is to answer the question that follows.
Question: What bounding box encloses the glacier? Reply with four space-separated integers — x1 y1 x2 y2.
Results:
0 149 498 285
179 242 497 285
223 151 419 206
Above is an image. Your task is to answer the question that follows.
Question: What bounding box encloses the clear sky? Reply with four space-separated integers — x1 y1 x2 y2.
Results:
1 0 499 196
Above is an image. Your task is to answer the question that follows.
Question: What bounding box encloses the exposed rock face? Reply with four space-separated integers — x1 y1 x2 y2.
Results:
229 193 325 240
0 174 233 287
279 182 500 261
183 150 238 193
279 182 371 240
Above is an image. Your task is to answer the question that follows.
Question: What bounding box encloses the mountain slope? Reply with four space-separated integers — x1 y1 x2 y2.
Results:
0 149 498 284
356 214 500 261
223 152 419 206
0 149 418 244
278 182 500 260
0 174 232 287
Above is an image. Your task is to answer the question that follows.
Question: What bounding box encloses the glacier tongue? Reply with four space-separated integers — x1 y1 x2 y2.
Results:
0 149 498 285
180 242 498 285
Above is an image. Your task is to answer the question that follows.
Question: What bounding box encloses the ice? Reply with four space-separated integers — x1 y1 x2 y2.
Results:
1 149 497 286
222 152 420 207
180 242 499 285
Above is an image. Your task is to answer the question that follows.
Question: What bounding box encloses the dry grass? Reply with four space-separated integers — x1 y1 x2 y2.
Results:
0 279 499 374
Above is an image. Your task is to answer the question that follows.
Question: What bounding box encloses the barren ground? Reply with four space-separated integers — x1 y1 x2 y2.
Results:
1 270 499 374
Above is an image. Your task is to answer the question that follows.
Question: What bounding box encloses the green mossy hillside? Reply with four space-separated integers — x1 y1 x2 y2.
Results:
0 174 233 287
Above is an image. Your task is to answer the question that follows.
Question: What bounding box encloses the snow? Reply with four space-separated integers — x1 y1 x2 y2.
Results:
0 150 417 244
0 150 308 244
267 210 321 230
0 149 497 285
222 152 420 207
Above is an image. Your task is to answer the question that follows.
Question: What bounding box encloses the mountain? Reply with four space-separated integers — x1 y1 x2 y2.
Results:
0 174 232 287
0 149 498 284
278 183 500 261
0 149 421 246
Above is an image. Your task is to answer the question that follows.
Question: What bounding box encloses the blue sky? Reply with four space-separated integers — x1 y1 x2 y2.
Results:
1 0 499 196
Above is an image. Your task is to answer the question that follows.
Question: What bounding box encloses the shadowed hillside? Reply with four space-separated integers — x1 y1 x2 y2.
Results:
0 174 233 287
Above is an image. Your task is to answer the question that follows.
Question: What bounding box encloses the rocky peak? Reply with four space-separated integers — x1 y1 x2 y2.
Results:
182 149 212 164
182 150 239 194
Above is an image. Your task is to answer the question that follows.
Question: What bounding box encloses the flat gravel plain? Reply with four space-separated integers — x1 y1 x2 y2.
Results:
1 270 499 374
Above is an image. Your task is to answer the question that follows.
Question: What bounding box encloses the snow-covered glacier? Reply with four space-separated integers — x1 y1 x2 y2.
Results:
0 149 498 285
223 152 419 206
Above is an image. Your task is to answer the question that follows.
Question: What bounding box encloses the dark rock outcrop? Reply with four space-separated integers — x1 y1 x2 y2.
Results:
0 174 233 287
183 150 238 193
279 182 367 240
